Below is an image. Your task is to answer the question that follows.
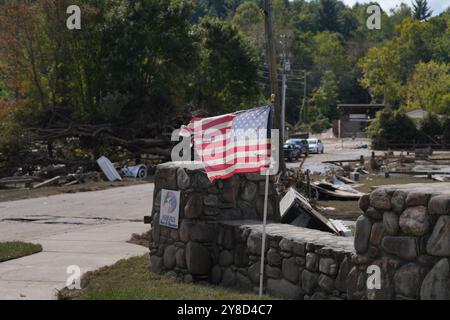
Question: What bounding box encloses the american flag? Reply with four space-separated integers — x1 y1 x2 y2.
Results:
180 105 273 182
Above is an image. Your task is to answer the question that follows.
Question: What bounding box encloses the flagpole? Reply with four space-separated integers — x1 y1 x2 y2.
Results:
259 100 275 297
259 171 270 297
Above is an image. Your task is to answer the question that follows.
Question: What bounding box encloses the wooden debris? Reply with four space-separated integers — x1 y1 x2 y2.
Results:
33 176 61 189
336 175 356 184
312 181 365 200
0 177 35 189
63 180 79 187
280 188 341 235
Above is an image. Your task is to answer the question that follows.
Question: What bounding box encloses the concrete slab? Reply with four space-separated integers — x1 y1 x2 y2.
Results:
0 222 148 299
0 183 154 221
0 281 62 300
0 222 84 242
0 184 153 300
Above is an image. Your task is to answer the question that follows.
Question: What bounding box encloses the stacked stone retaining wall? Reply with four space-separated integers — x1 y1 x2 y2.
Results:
354 184 450 300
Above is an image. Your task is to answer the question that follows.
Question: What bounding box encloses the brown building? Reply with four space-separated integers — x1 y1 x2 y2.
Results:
333 104 385 138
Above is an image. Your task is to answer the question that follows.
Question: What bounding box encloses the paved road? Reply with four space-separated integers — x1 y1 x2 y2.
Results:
286 137 374 171
0 184 153 300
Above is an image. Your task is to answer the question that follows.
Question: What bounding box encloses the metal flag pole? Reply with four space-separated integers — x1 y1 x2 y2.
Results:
259 171 270 297
259 99 276 297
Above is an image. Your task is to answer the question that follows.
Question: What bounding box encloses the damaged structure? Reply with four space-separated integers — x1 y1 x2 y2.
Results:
280 188 351 237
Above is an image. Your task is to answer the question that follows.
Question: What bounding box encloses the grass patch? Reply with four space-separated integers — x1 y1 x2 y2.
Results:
355 174 436 194
0 241 43 263
58 255 271 300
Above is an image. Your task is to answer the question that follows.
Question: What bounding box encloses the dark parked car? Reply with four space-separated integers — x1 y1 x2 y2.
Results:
286 139 309 157
283 143 301 162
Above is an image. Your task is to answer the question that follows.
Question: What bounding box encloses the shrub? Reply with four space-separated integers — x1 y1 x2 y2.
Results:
419 112 442 142
366 108 418 149
310 117 331 134
442 117 450 146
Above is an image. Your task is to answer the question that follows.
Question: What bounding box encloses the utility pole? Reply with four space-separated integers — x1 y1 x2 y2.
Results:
280 33 289 142
302 70 307 123
263 0 285 172
281 60 290 140
281 73 287 141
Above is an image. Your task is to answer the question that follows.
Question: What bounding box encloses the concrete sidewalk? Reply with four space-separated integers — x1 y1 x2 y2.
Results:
0 184 153 300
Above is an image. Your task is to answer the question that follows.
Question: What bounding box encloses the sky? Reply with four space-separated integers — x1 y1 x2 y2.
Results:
341 0 450 16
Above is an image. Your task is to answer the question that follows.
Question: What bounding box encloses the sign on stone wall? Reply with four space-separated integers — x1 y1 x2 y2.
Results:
159 189 180 229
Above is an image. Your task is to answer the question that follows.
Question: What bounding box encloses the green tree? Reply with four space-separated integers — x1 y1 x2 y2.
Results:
0 0 200 129
412 0 433 21
429 9 450 63
309 70 339 120
419 112 442 140
393 17 433 80
358 46 403 107
352 2 395 47
312 32 349 79
231 1 265 53
293 0 357 38
194 0 246 21
405 61 450 114
189 18 261 113
390 3 412 26
442 117 450 145
366 108 418 149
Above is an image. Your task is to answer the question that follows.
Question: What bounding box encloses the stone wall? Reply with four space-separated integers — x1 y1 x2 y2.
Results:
149 163 450 300
149 162 280 280
211 221 355 300
354 183 450 300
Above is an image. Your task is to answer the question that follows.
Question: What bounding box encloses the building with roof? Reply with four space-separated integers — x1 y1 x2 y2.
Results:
333 104 385 138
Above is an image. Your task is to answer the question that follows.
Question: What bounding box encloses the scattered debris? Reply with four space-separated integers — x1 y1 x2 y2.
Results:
302 163 344 176
121 164 148 179
334 175 357 185
33 176 62 189
0 153 153 191
312 180 365 200
36 165 67 179
96 156 123 182
329 219 353 237
432 175 450 182
349 172 360 181
0 176 35 189
280 188 351 237
415 148 431 160
63 180 80 187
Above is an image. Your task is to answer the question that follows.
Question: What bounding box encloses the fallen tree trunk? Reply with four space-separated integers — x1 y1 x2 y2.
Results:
29 124 173 160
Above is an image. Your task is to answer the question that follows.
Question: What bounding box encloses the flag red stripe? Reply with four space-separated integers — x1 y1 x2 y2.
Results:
194 127 232 140
196 115 234 131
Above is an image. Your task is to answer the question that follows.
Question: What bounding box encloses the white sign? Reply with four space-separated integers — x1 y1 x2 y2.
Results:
159 189 180 229
349 114 370 122
349 114 367 119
